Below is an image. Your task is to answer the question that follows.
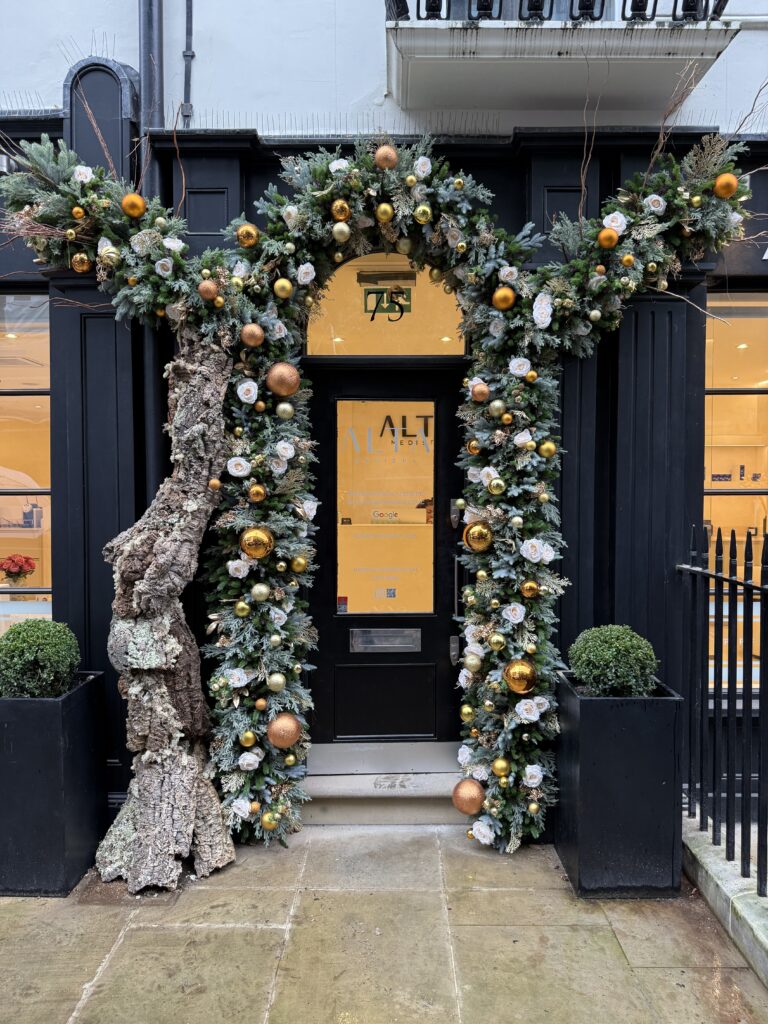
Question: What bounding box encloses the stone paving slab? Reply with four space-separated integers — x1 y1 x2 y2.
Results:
0 823 767 1024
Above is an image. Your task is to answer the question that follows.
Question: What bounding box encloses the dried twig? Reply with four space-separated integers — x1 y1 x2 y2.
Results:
73 83 118 179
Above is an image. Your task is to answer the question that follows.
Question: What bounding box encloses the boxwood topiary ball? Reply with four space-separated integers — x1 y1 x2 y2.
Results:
567 624 657 698
0 619 81 699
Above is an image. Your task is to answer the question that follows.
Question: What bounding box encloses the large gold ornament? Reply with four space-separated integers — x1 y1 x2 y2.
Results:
241 323 265 348
452 778 485 815
460 704 475 723
331 198 351 222
463 522 493 553
239 526 275 559
492 757 511 777
121 192 147 218
375 202 394 224
374 144 398 170
520 579 540 600
597 227 619 249
251 582 270 602
492 286 516 311
488 478 506 497
266 362 301 396
503 658 537 694
621 254 635 268
266 712 302 749
538 440 557 458
466 438 482 455
261 811 279 831
99 245 121 268
239 730 257 748
273 277 294 300
197 279 219 301
71 253 92 273
714 172 739 199
290 555 308 573
236 222 260 247
332 221 351 244
248 483 267 503
414 203 433 225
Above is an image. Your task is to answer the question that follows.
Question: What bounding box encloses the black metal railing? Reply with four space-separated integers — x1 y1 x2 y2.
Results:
385 0 729 21
677 526 768 896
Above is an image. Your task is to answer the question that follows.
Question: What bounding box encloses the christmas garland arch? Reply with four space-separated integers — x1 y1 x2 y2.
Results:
0 132 750 889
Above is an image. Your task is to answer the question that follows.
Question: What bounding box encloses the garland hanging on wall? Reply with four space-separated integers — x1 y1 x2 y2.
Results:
0 131 750 886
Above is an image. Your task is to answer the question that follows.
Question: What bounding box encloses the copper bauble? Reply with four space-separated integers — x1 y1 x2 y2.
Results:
463 522 493 553
597 227 619 249
249 800 262 815
331 198 352 222
265 362 300 397
460 704 475 723
714 172 739 199
492 286 516 311
520 579 540 599
267 712 302 749
414 203 432 225
492 757 511 777
261 811 279 831
239 729 257 748
470 382 490 402
236 222 260 247
273 277 294 300
127 276 138 287
241 323 265 348
239 526 275 559
255 697 268 711
595 264 606 275
197 279 219 301
503 658 537 694
208 478 222 491
248 483 267 503
452 779 485 816
71 253 92 273
538 440 557 458
621 253 635 268
466 438 482 455
121 192 147 218
375 202 395 224
501 413 513 425
374 144 399 170
71 206 86 220
290 555 308 573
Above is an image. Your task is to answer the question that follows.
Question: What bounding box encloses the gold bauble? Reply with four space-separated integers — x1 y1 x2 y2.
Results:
255 697 269 711
197 279 219 301
463 522 493 553
466 439 482 455
276 402 295 420
524 370 538 384
267 712 302 749
273 277 294 300
332 221 351 244
527 801 540 815
261 811 279 831
239 526 275 559
463 652 482 673
267 672 286 692
374 144 399 170
276 560 287 573
460 704 475 723
236 222 260 247
511 516 524 528
248 483 267 503
429 267 442 282
71 205 86 220
466 829 475 840
255 400 266 413
538 493 550 504
503 658 537 694
121 192 147 218
231 276 244 291
470 382 490 402
483 699 495 712
395 236 413 254
520 579 540 600
241 323 265 348
501 413 513 425
454 177 465 190
621 253 635 268
489 632 506 652
99 245 121 268
452 778 485 816
490 598 500 610
201 268 212 279
249 800 262 814
469 726 480 738
476 569 488 582
65 228 77 241
333 252 344 264
71 253 92 273
414 203 432 225
266 362 301 396
208 478 222 491
155 308 166 318
284 754 297 767
526 643 538 655
404 173 417 187
597 227 619 249
234 600 251 618
127 276 138 287
456 241 467 254
213 295 226 309
375 202 395 224
492 286 516 311
331 198 351 222
499 775 509 789
239 730 257 748
290 555 308 573
658 280 669 291
488 399 506 418
488 478 506 496
647 261 658 273
714 172 739 199
595 264 606 275
538 440 557 458
691 195 702 208
492 757 511 777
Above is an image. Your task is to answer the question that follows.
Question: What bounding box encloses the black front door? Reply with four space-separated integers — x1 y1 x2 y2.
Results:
307 359 465 744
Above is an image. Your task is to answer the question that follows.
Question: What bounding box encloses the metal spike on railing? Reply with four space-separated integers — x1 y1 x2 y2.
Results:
742 531 755 877
759 536 768 895
726 531 739 861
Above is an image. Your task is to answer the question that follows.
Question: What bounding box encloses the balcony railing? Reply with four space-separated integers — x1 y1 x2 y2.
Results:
386 0 730 22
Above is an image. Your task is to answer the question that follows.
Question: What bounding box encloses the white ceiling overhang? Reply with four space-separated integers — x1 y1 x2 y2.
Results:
386 21 739 113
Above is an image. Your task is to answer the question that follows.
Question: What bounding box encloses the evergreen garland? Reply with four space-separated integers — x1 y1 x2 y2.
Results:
0 132 750 854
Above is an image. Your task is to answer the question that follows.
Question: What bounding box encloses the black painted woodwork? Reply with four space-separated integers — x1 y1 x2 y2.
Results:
62 58 139 178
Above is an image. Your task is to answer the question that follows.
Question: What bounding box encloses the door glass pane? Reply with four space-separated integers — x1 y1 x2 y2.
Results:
0 495 52 586
0 294 50 389
0 395 51 489
706 293 768 389
705 394 768 491
307 253 463 356
337 400 434 614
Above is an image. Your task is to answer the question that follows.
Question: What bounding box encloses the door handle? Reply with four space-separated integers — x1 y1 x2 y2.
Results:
454 554 460 618
450 498 461 529
449 635 460 666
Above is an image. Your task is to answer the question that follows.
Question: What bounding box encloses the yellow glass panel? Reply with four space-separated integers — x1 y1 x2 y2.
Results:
0 396 51 489
706 293 768 389
0 295 50 389
705 395 768 491
307 252 463 356
337 400 434 614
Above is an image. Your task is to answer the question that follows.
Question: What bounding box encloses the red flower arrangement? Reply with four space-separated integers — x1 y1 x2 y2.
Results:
0 554 36 581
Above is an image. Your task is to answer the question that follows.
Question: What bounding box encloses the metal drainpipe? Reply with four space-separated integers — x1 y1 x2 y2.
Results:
138 0 166 506
182 0 194 129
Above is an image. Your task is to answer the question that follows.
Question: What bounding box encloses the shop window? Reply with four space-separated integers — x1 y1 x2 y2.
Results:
306 252 463 357
0 294 52 634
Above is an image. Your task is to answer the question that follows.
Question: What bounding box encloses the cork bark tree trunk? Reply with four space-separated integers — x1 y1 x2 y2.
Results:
95 327 236 892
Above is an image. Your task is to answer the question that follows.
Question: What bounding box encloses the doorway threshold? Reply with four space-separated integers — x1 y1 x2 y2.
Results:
308 741 459 775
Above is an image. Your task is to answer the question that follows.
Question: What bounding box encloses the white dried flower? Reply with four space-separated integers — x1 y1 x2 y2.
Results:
457 744 473 767
520 539 543 563
642 194 667 216
270 457 288 477
472 765 490 782
458 668 473 689
238 749 265 771
515 699 541 723
471 819 494 845
541 542 555 564
222 668 249 688
297 262 316 286
227 560 250 579
300 499 318 521
236 380 259 404
275 440 295 461
514 429 532 448
271 321 288 340
499 265 518 284
154 256 174 278
480 466 498 488
129 229 162 255
523 764 544 788
602 210 629 235
488 318 506 338
467 466 483 484
282 205 299 230
509 357 531 377
533 695 550 713
329 158 349 174
502 603 526 625
269 607 288 626
72 165 94 184
231 797 252 819
414 156 432 179
163 236 184 252
232 260 249 278
411 183 428 202
227 456 252 479
533 292 553 329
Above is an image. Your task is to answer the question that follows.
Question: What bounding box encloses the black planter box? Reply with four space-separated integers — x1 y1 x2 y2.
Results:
555 671 683 898
0 672 107 896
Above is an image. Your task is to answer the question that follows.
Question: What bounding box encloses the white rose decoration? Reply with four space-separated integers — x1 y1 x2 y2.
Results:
227 456 252 479
642 194 667 216
464 624 482 643
463 508 483 524
238 749 265 771
514 429 532 448
222 668 249 688
471 819 495 845
730 212 744 227
488 318 506 338
163 237 185 252
541 542 555 564
411 183 428 202
297 262 316 286
232 260 249 278
515 699 541 723
467 466 483 484
602 210 629 235
236 380 259 404
472 765 490 782
282 205 299 229
72 165 94 184
533 292 553 329
502 603 526 625
446 226 463 249
509 357 531 377
300 499 318 521
499 265 519 284
329 158 349 174
231 797 252 819
520 539 543 563
271 321 288 340
270 457 288 477
480 466 498 488
464 642 484 659
457 745 473 767
227 559 250 579
155 256 174 278
414 156 432 179
523 764 544 788
533 695 551 713
458 668 473 689
275 440 295 461
269 607 288 626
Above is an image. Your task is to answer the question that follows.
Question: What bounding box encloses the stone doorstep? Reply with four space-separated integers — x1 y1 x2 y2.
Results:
302 771 465 825
683 816 768 988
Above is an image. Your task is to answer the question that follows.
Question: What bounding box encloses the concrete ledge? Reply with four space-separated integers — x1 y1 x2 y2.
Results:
683 816 768 986
303 771 465 825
